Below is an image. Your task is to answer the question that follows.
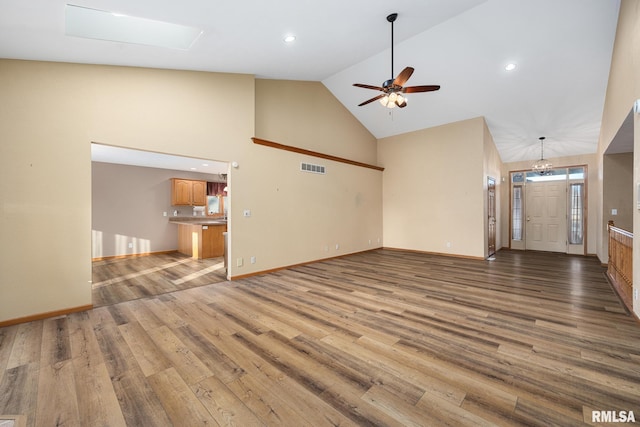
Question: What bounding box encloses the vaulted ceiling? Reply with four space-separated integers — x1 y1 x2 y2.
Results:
0 0 621 163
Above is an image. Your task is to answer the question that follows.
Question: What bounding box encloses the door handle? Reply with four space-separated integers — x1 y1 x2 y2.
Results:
526 216 531 222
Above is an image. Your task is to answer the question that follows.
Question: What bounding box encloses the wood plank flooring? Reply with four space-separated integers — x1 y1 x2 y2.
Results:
2 249 640 426
92 253 227 307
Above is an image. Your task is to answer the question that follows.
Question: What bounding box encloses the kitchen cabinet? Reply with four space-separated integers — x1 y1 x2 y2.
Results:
171 178 206 206
176 221 227 259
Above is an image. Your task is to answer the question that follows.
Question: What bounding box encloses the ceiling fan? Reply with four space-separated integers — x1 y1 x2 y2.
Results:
353 13 440 109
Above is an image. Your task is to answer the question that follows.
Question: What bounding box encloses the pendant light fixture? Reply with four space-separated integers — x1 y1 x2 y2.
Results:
531 136 553 175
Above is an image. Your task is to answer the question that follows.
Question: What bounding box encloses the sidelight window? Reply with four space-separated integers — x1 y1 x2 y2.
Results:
569 183 584 244
512 185 523 241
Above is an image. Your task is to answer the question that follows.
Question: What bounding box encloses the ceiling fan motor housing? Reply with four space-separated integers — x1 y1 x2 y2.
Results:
383 79 398 91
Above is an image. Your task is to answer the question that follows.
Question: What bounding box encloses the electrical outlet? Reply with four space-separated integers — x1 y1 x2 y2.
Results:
250 256 256 264
635 288 638 301
446 241 451 248
128 242 133 249
335 244 340 250
243 209 251 217
237 258 243 267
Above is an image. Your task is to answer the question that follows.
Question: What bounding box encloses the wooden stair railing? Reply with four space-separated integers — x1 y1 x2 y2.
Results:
607 220 633 313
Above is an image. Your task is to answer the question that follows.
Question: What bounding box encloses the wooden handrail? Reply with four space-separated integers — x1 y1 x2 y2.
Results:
607 221 633 313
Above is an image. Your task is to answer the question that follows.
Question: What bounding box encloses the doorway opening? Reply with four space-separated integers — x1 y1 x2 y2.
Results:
487 176 496 259
91 143 231 306
509 166 586 255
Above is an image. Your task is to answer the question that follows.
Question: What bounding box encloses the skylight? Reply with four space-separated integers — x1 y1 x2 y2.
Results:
65 4 202 50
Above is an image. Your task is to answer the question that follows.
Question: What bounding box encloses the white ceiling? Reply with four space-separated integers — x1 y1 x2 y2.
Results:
0 0 626 165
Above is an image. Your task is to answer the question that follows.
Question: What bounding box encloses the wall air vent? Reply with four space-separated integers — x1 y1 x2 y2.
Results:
300 162 326 174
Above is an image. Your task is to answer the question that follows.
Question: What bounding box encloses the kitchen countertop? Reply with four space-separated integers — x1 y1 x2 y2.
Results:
169 217 227 225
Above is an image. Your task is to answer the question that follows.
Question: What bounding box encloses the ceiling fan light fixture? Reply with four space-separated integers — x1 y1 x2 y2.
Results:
379 95 392 108
379 92 406 109
353 13 439 109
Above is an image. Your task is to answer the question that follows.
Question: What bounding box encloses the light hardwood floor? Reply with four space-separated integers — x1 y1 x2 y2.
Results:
92 253 227 307
1 249 640 426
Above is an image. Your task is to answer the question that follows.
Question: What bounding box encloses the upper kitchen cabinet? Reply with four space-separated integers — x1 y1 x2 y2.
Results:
171 178 206 206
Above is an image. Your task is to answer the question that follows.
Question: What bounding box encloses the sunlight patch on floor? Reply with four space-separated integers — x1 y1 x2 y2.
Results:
92 258 193 288
172 262 225 285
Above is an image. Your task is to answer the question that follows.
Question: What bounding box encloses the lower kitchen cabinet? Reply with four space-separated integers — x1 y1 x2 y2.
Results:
177 223 226 259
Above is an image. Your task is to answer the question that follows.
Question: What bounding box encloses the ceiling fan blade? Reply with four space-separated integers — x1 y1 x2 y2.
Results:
402 85 441 93
358 94 385 106
353 83 384 91
393 67 414 87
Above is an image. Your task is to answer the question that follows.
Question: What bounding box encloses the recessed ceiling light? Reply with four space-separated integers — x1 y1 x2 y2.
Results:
505 63 517 71
202 163 209 167
283 35 296 43
65 4 203 50
190 167 197 170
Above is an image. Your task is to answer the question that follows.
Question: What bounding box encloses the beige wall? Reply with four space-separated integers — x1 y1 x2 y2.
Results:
251 79 382 270
92 162 220 258
597 0 640 316
501 153 598 255
0 60 254 322
0 61 379 323
255 79 377 164
636 112 640 315
378 117 487 258
4 0 636 323
483 120 504 256
603 153 633 232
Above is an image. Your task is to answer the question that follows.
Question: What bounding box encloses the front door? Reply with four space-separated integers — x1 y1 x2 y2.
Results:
487 177 496 257
525 180 567 252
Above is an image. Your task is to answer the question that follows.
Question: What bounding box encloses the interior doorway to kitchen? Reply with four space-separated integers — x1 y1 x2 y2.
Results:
510 167 586 255
91 143 231 306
